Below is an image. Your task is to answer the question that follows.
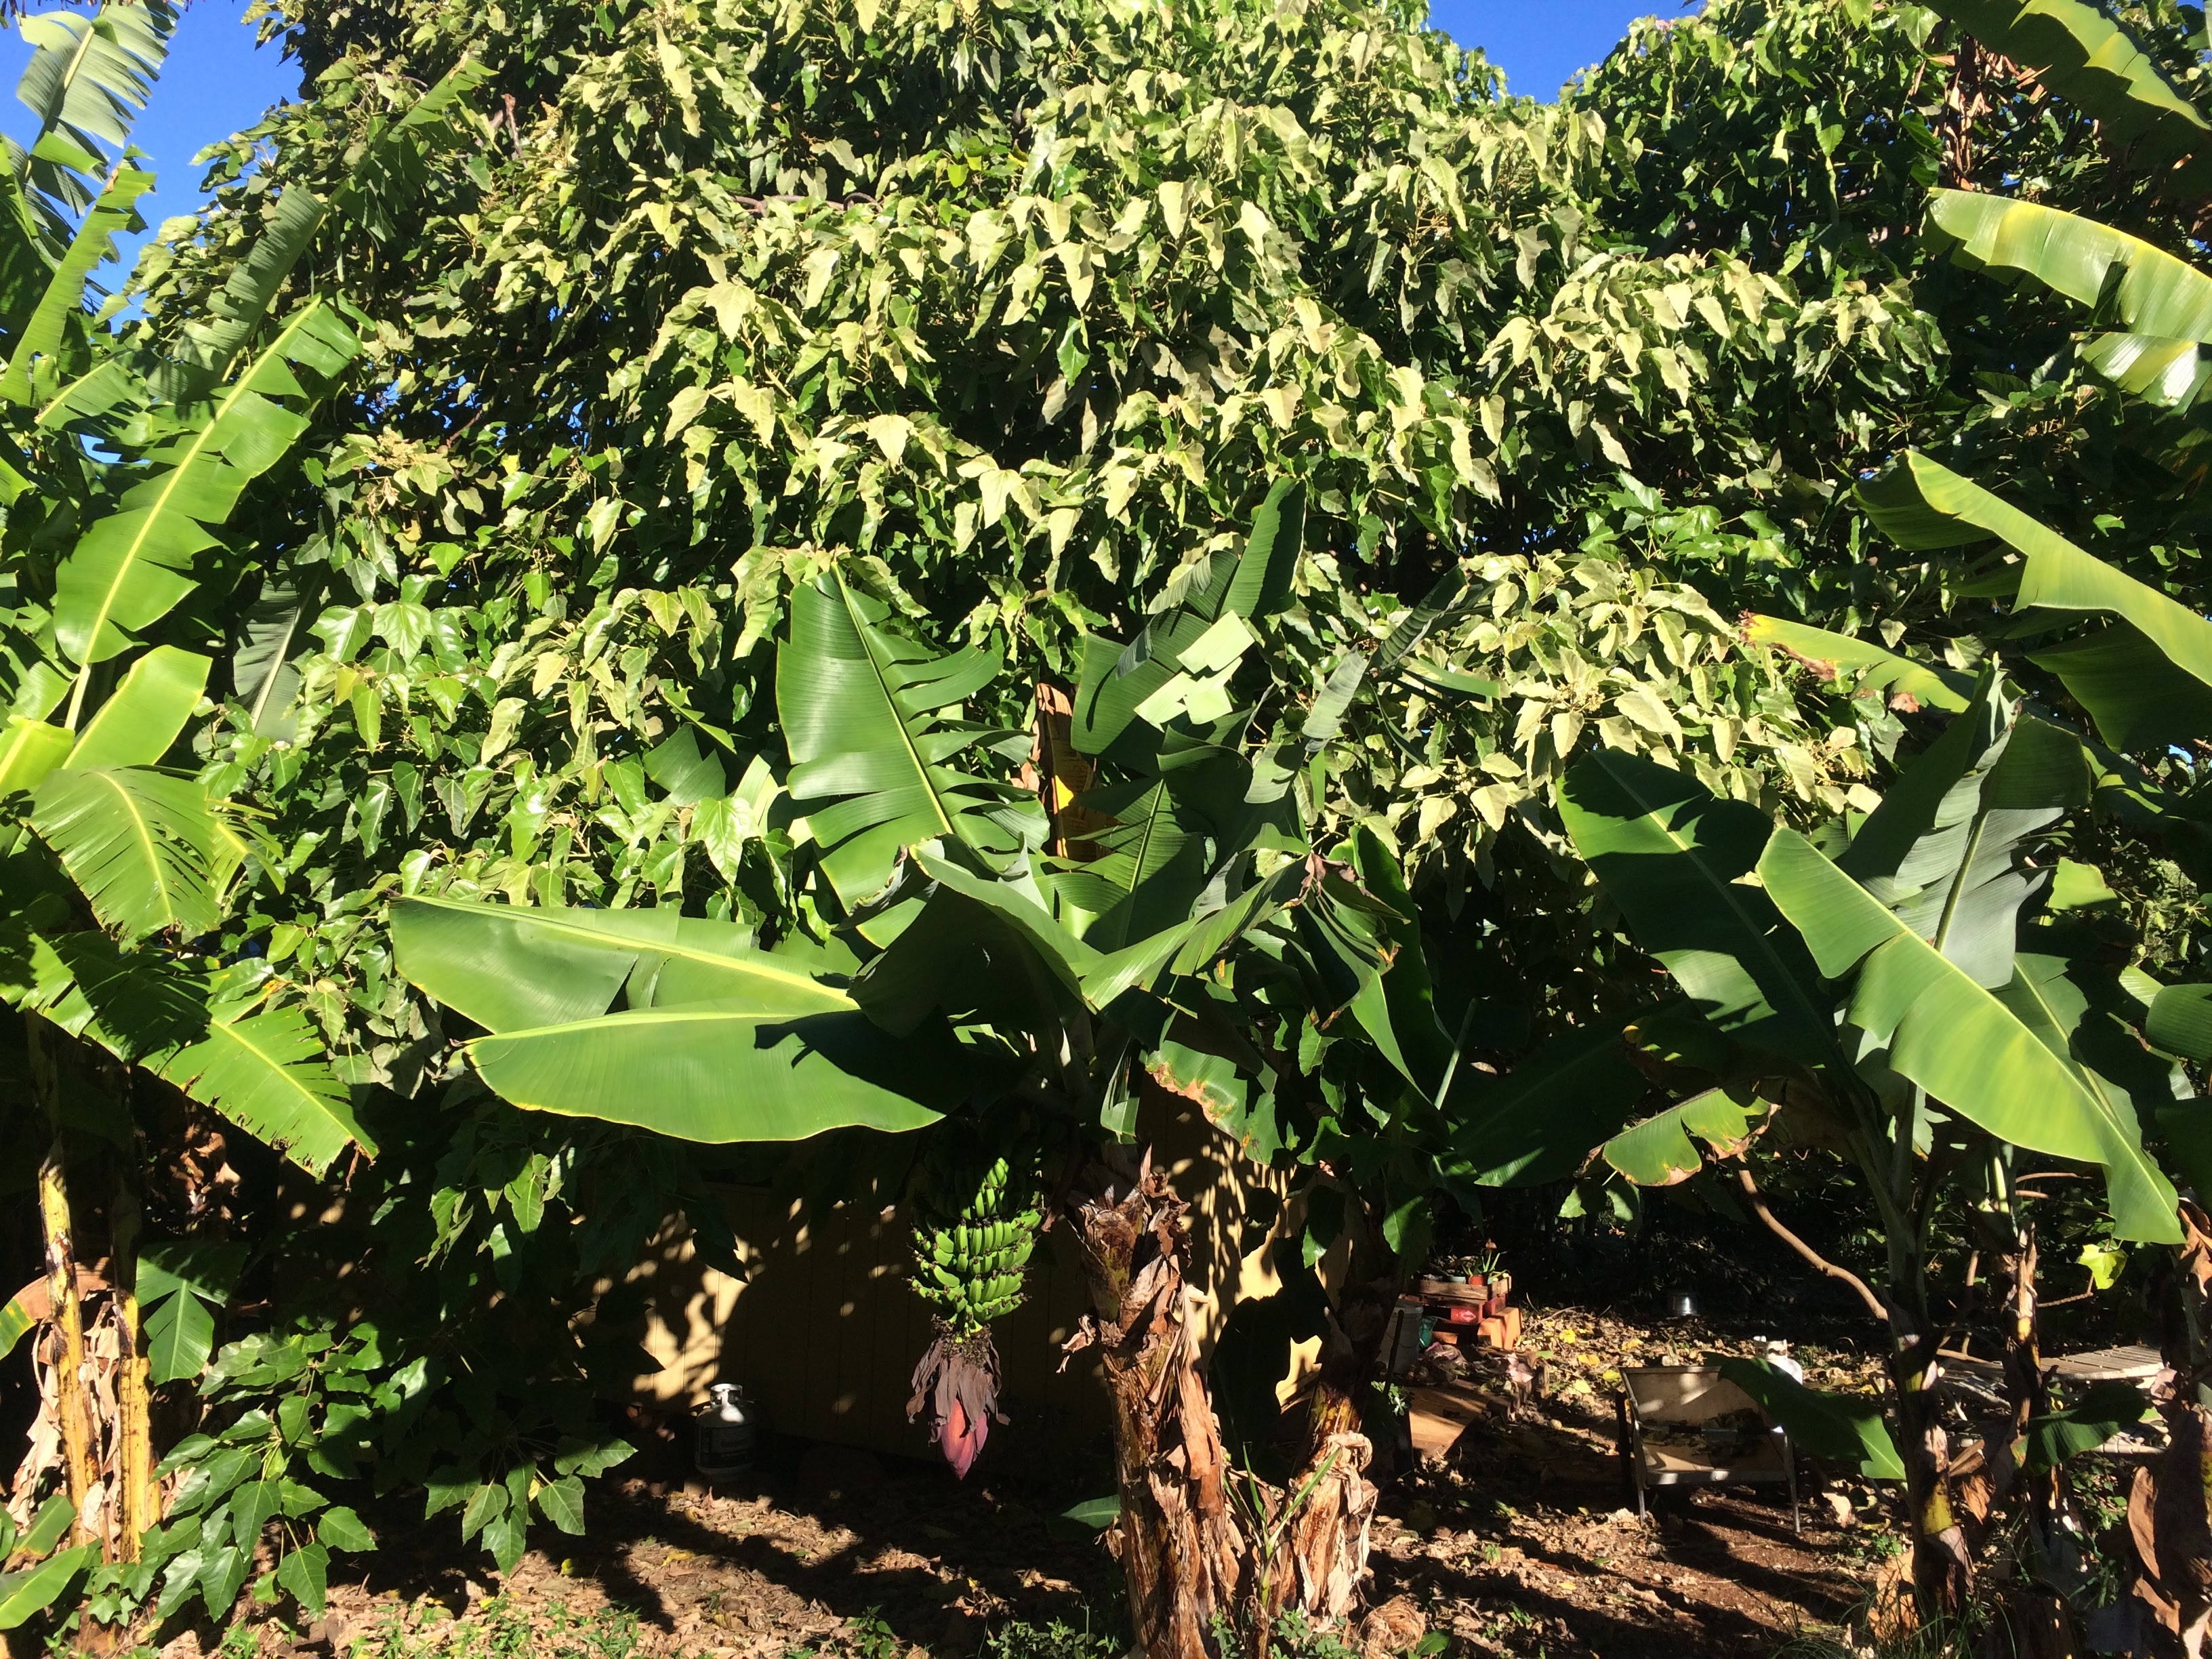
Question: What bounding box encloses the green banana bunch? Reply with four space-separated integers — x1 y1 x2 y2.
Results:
910 1136 1043 1334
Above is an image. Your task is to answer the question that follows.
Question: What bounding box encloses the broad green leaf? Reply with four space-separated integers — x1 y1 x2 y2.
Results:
230 579 318 738
2028 623 2212 752
1603 1088 1763 1185
1759 827 2181 1242
2148 983 2212 1061
67 644 208 768
1347 824 1452 1088
463 1006 949 1140
0 161 151 405
1859 453 2212 737
1448 1019 1648 1186
1715 1357 1903 1480
54 300 361 683
153 1002 376 1175
392 896 846 1033
2080 330 2212 411
1923 190 2212 342
1058 1495 1121 1530
1842 684 2087 989
0 1543 96 1629
144 1284 215 1385
777 567 1040 905
853 844 1099 1037
316 1507 374 1553
0 1294 29 1363
1559 750 1832 1061
14 0 174 249
534 1475 586 1536
31 764 216 940
1922 3 2212 191
2024 1380 2150 1471
272 1542 327 1618
1222 476 1305 622
0 716 70 794
1742 614 1968 712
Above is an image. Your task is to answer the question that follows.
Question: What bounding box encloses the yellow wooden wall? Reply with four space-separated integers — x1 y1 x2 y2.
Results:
620 1088 1322 1463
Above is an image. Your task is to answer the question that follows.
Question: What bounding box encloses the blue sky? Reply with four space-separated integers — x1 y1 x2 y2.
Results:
0 0 1684 273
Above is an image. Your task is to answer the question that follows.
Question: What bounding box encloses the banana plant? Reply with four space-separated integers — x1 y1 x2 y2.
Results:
394 481 1444 1658
0 15 483 1623
1454 672 2182 1618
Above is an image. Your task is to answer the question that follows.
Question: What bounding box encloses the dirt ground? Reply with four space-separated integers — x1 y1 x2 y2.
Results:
234 1306 1889 1659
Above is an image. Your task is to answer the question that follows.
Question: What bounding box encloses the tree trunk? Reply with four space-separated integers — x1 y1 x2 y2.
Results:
1064 1152 1246 1659
1256 1288 1382 1629
109 1157 152 1563
28 1014 96 1547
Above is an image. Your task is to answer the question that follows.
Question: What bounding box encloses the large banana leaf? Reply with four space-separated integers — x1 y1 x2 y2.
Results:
1602 1088 1765 1186
1994 949 2180 1240
153 1001 373 1176
1859 452 2212 745
12 0 175 249
777 568 1041 907
1559 750 1833 1063
1447 1017 1650 1185
1759 827 2180 1242
1070 479 1305 758
1923 191 2212 342
1841 682 2088 988
1742 614 1969 712
0 160 150 405
1924 1 2212 192
394 893 950 1140
390 895 847 1033
52 300 361 683
0 716 70 794
852 845 1099 1037
66 643 207 768
464 1007 949 1140
30 764 215 940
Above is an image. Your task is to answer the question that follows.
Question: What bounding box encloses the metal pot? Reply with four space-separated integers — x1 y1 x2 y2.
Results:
1666 1288 1698 1319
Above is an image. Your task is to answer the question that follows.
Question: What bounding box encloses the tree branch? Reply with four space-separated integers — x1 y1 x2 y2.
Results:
1735 1163 1889 1324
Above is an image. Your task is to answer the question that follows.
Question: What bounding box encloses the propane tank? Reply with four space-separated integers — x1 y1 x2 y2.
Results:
693 1382 758 1479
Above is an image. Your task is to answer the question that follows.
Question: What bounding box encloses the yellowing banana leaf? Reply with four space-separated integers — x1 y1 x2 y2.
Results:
2080 330 2212 409
464 1006 948 1140
392 895 847 1033
1759 827 2180 1242
1925 190 2212 341
30 764 217 941
1924 1 2212 191
153 1001 374 1176
1602 1088 1765 1186
1742 614 1969 711
777 567 1042 907
66 644 209 769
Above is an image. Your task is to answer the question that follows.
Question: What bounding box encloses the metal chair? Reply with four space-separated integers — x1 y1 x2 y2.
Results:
1617 1365 1799 1534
